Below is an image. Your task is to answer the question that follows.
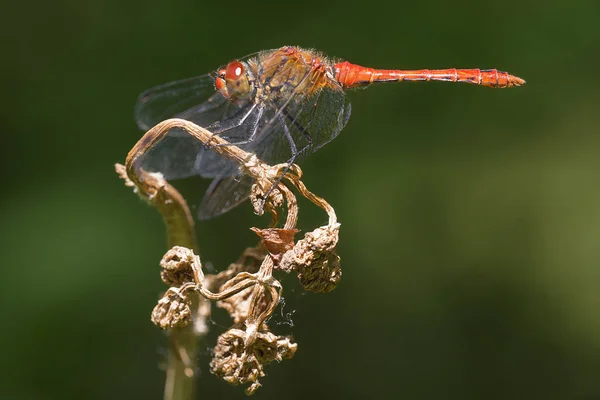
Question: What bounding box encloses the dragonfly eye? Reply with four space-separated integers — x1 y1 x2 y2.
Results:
215 76 226 91
223 60 252 100
225 61 245 81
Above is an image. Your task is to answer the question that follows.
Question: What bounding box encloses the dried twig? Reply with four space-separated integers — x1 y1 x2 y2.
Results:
116 118 342 397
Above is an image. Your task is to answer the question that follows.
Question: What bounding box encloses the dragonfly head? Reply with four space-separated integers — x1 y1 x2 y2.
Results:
215 60 253 100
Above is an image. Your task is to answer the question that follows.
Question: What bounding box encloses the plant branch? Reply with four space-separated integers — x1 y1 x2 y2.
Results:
117 117 341 397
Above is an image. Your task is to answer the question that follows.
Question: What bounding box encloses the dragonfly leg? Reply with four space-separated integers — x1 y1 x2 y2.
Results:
258 114 314 212
204 103 258 150
210 106 265 148
279 113 298 154
259 141 313 212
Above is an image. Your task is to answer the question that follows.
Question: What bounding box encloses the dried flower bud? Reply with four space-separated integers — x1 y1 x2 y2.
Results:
151 287 193 329
210 327 297 395
160 246 202 286
250 182 284 215
298 251 341 293
279 224 342 292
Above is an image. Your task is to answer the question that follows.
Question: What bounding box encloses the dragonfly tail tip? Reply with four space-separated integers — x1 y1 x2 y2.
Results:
509 75 526 87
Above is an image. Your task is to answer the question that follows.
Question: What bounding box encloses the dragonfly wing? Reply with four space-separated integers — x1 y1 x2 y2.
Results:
197 174 254 220
134 49 265 131
138 128 206 180
134 74 256 180
194 103 267 178
135 74 227 130
245 86 352 167
195 87 351 219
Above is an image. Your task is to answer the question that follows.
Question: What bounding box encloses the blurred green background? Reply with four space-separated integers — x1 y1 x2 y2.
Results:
3 0 600 398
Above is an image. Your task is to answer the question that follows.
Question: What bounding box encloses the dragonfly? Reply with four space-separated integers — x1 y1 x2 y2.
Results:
134 46 525 220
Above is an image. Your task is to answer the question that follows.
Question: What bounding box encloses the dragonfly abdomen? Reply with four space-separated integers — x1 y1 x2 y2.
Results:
334 61 525 89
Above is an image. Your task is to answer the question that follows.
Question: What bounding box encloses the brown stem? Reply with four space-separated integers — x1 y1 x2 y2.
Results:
118 122 215 400
116 162 200 400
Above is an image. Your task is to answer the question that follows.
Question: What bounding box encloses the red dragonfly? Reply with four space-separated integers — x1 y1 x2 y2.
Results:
134 46 524 220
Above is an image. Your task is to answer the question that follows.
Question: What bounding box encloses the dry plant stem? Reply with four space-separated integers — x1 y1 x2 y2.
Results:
121 118 274 400
125 118 298 207
122 118 339 396
125 118 334 228
283 167 337 225
120 121 221 400
279 183 298 230
115 162 199 400
126 118 258 181
199 277 257 301
115 164 197 251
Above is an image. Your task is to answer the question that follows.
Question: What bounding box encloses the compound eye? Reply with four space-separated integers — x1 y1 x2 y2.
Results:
215 77 226 91
225 61 244 81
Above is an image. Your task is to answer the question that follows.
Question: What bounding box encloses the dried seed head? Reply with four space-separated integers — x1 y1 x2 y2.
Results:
297 250 341 293
280 224 342 292
151 287 193 329
210 327 297 395
160 246 202 286
250 182 284 215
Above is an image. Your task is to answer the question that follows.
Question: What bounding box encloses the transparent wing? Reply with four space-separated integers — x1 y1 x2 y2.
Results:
133 73 259 180
137 129 207 180
134 48 264 131
137 102 262 181
198 174 254 220
195 86 351 218
135 74 225 131
247 85 352 166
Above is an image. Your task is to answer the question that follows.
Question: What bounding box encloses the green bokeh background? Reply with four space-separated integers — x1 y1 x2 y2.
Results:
3 0 600 398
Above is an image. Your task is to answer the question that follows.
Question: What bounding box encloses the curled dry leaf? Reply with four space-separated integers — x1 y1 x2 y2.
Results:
251 227 298 263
